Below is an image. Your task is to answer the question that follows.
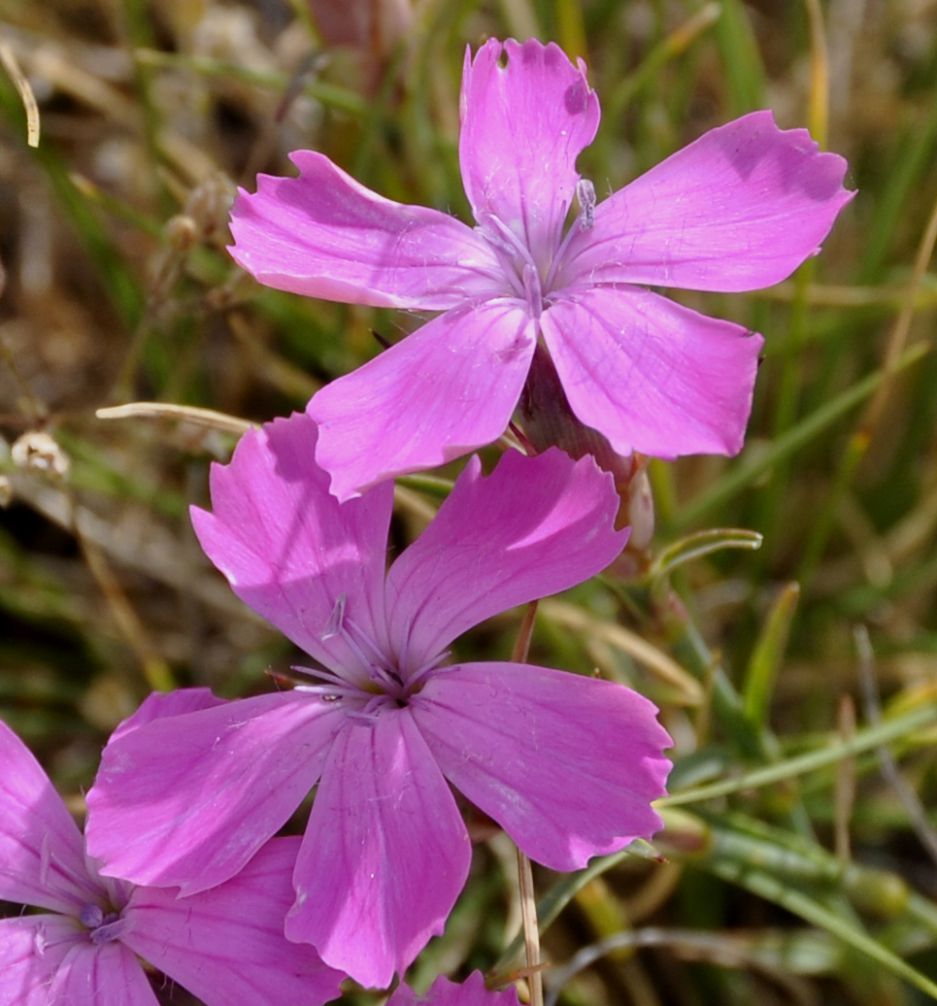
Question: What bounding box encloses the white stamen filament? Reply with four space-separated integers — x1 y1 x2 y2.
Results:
405 650 452 692
544 176 597 292
576 177 596 229
319 596 410 698
476 211 544 306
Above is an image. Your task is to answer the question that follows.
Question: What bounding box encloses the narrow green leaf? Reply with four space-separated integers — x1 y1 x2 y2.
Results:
133 49 368 116
714 0 766 113
651 527 763 579
604 2 721 114
743 581 800 725
555 0 587 58
672 343 929 530
662 700 937 807
396 473 455 499
859 104 937 283
705 827 937 1000
0 76 144 330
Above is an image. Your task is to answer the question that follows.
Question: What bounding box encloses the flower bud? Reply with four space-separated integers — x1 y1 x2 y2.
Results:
518 345 655 569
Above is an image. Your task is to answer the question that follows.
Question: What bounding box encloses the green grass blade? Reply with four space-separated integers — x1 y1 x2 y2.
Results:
705 824 937 1000
662 700 937 807
671 342 929 531
713 0 766 113
743 582 800 725
651 527 763 579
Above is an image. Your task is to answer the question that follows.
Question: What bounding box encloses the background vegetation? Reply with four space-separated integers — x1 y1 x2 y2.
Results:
2 1 937 1003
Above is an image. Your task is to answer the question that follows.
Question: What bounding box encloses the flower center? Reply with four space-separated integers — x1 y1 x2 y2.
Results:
478 179 598 315
290 596 444 714
79 903 127 945
476 212 544 317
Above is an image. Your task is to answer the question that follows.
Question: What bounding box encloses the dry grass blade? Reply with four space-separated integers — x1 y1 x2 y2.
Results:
540 599 703 706
0 38 39 146
96 402 254 435
8 469 244 617
834 694 856 862
854 625 937 868
510 601 544 1006
545 928 818 1006
861 190 937 440
803 0 829 146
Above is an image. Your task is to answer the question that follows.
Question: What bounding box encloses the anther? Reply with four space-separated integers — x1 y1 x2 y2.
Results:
405 650 452 692
79 904 104 929
321 595 347 641
576 178 596 230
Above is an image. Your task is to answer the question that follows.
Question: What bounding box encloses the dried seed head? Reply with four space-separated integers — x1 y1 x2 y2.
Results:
184 173 237 242
11 430 70 477
165 214 199 252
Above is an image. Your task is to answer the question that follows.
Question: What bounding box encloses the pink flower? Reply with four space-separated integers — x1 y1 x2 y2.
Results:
229 37 853 501
0 693 343 1006
86 412 671 989
389 972 520 1006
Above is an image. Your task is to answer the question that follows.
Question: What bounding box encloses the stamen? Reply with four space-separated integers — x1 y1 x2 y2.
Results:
363 695 387 716
89 916 126 945
576 178 596 230
405 650 451 691
321 594 347 641
290 666 380 705
320 594 379 683
322 596 383 677
39 833 51 887
77 902 127 946
476 211 541 302
522 263 543 319
344 695 388 723
477 211 530 261
291 680 363 702
290 663 352 690
79 904 104 929
318 598 403 695
344 613 393 670
544 177 598 293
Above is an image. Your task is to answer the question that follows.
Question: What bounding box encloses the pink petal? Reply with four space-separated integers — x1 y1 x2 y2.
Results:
110 687 227 742
48 941 157 1006
308 301 536 500
413 662 671 871
460 39 600 272
122 838 344 1006
91 687 231 905
541 286 764 458
229 150 504 309
85 693 343 894
191 412 393 680
0 721 101 914
389 973 521 1006
0 916 83 1006
556 110 853 293
386 449 627 671
286 712 471 989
